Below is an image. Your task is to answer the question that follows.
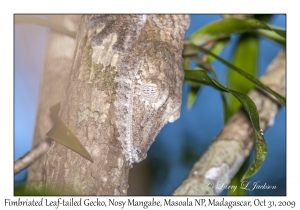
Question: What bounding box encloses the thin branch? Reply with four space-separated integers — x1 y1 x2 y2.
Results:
173 50 286 195
14 15 76 38
14 141 50 174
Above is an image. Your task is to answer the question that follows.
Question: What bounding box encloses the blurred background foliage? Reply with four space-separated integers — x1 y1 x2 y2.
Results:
14 14 286 195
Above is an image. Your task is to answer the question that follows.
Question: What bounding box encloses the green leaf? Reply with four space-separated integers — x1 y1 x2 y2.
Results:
220 92 230 124
193 45 286 106
187 86 201 109
184 70 213 87
192 55 231 120
46 103 94 163
206 38 230 63
192 55 219 80
182 57 191 70
242 130 267 180
256 14 287 43
268 26 286 39
183 57 201 109
183 38 228 109
249 14 280 46
223 14 254 20
227 33 259 121
183 40 226 80
256 29 286 45
206 38 230 122
189 18 285 46
183 43 201 57
184 70 267 179
222 14 231 19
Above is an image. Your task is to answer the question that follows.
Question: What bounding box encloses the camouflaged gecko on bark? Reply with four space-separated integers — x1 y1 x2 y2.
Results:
89 15 190 164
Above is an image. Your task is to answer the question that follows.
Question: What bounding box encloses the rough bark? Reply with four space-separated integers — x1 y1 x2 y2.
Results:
26 15 81 190
44 15 190 195
173 50 286 195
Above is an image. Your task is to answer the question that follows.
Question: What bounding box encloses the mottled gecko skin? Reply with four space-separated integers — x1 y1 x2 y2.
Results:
88 15 190 164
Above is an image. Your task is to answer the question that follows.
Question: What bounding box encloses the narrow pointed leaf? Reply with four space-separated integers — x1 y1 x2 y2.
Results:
46 103 94 162
183 57 200 109
269 26 286 39
193 55 219 80
183 38 229 110
256 29 286 45
227 33 259 121
195 45 286 106
187 86 201 109
206 38 230 122
182 57 191 70
220 92 230 124
183 44 201 57
192 56 230 122
189 18 285 46
222 14 231 19
223 14 254 20
206 38 230 63
242 130 267 180
184 70 267 179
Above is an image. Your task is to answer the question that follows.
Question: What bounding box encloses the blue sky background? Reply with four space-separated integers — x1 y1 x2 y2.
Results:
14 15 286 195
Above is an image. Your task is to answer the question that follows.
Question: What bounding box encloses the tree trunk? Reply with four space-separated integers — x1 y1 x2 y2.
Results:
27 15 81 190
43 15 190 195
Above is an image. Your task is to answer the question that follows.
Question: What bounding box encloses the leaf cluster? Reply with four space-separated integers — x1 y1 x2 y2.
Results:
182 14 286 194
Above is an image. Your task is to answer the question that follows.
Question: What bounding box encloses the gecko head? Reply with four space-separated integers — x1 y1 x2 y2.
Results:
139 68 182 122
128 71 182 164
117 41 183 164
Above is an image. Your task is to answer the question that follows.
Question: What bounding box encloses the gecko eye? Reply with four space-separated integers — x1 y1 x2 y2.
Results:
140 80 169 110
136 148 141 154
141 83 158 102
